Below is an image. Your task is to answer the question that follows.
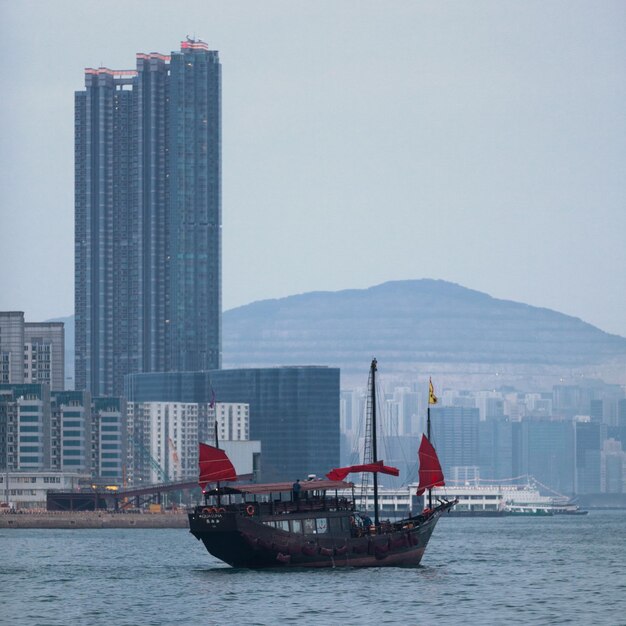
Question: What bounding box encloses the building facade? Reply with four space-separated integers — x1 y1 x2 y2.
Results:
126 367 341 483
24 323 65 390
430 406 480 479
126 400 249 484
92 397 126 483
0 312 25 384
0 385 127 488
0 314 64 390
75 39 221 396
51 390 91 474
0 384 50 471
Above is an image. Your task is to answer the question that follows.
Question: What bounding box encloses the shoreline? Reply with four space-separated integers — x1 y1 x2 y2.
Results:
0 512 189 529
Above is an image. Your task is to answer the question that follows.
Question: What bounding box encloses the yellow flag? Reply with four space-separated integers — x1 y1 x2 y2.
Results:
428 378 438 405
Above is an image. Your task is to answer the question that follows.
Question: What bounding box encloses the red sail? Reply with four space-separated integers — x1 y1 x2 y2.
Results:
326 461 399 482
198 442 237 488
416 435 445 495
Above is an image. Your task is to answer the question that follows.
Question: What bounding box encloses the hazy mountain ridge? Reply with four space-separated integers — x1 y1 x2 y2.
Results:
48 280 626 390
222 280 626 388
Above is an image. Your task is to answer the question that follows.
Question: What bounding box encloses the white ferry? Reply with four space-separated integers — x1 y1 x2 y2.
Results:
348 481 586 518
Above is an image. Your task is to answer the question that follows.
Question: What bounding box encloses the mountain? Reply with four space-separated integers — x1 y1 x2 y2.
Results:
52 280 626 390
222 280 626 389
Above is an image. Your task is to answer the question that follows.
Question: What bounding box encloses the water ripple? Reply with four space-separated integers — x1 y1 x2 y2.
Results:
1 513 625 625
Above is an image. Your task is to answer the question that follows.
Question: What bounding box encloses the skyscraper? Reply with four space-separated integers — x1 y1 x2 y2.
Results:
75 40 221 396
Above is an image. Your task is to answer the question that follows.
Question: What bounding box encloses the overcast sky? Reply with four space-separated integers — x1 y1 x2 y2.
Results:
1 1 624 337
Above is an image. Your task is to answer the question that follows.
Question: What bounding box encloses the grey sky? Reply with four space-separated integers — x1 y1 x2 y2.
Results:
1 1 624 336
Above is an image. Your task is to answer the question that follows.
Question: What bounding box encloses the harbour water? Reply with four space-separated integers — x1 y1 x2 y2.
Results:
2 511 625 625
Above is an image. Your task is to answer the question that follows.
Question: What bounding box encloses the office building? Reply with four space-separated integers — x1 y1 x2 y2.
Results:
429 406 480 479
575 420 606 494
126 367 340 483
75 39 221 396
478 418 514 481
513 419 575 494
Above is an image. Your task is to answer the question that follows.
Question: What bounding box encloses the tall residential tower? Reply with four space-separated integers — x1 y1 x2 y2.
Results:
75 40 221 395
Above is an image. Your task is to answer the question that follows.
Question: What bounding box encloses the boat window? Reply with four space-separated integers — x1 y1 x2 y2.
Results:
277 520 289 531
263 521 276 528
315 518 328 534
303 518 316 534
290 519 302 533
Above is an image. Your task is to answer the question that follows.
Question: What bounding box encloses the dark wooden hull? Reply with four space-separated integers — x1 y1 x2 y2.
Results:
188 503 452 569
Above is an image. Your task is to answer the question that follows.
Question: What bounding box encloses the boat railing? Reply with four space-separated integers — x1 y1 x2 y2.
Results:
196 496 353 517
253 496 353 516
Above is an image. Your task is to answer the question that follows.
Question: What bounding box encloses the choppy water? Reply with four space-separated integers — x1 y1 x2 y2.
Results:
2 511 625 625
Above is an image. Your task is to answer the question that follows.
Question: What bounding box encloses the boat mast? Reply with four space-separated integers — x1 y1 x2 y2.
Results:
371 358 379 527
214 420 221 507
427 402 432 510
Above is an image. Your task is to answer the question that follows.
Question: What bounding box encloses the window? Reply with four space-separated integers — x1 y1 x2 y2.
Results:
290 519 302 533
315 518 328 534
303 519 316 534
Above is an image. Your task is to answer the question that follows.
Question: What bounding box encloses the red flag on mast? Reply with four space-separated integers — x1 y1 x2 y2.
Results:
416 435 445 495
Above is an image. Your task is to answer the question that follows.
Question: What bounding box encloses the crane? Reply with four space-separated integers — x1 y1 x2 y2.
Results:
130 434 169 483
168 437 181 481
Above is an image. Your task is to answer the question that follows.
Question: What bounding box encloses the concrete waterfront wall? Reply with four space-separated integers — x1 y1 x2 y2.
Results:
0 511 189 529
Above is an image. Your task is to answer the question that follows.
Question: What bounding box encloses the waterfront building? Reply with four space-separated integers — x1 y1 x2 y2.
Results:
0 384 50 471
92 397 126 483
75 39 221 396
0 385 128 486
51 390 91 473
125 367 340 483
0 471 84 510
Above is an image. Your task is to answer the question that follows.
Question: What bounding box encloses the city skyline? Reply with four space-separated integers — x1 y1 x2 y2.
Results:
1 2 625 338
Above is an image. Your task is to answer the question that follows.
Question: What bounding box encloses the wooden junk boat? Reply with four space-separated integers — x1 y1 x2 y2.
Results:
188 359 456 568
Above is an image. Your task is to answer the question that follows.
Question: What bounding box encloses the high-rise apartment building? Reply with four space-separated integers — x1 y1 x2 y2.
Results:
24 322 65 390
75 39 221 396
0 384 51 471
0 312 24 384
126 400 248 484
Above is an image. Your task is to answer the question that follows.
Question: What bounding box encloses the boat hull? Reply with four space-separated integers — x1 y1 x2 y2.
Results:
188 506 447 569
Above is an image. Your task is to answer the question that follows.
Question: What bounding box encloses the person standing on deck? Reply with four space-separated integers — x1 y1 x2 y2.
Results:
292 479 302 503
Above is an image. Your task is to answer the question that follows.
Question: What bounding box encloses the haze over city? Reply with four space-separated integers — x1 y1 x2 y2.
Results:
1 1 625 337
